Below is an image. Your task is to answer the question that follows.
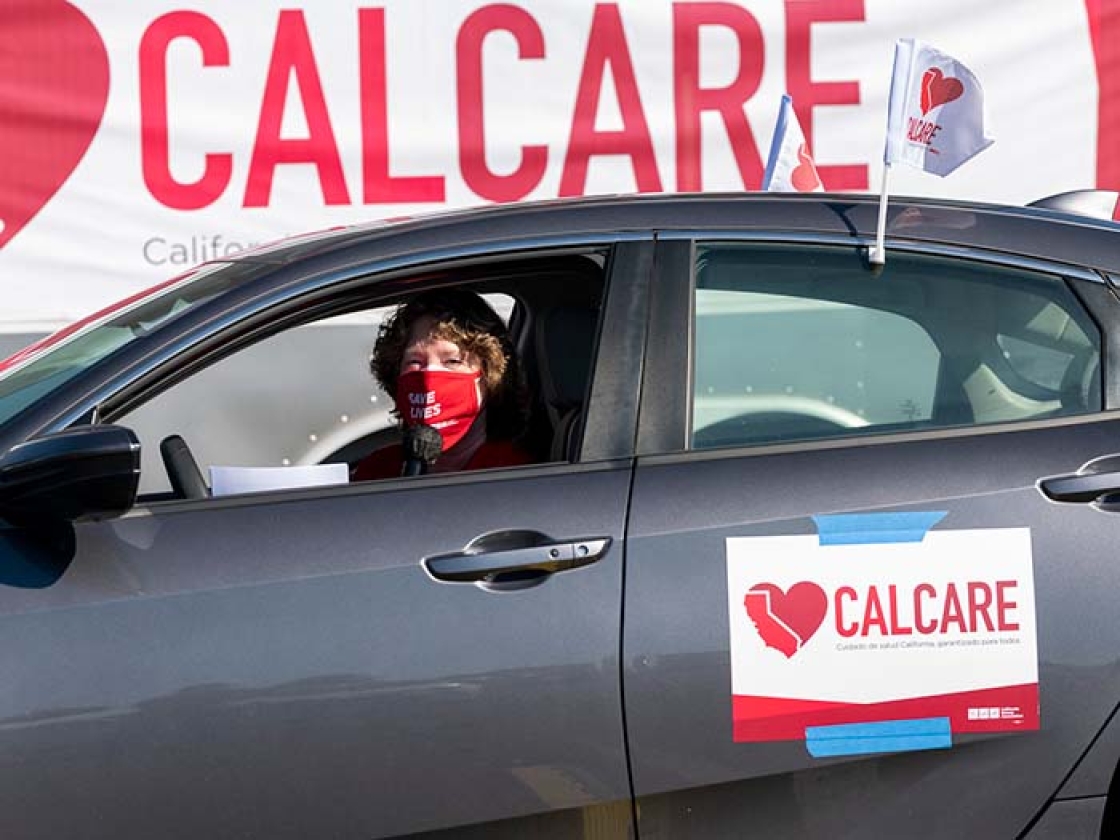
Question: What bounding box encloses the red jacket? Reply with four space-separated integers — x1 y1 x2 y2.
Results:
351 439 533 481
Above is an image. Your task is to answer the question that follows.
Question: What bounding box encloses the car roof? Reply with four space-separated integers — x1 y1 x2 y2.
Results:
226 192 1120 276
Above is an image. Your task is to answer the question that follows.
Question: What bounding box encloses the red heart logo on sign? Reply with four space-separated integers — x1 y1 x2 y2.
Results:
744 581 828 659
791 143 821 192
0 1 110 250
919 68 964 116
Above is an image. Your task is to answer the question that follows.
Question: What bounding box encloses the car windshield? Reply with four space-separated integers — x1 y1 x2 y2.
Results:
0 263 240 427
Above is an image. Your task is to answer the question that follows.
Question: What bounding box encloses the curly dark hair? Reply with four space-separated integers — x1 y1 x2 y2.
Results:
371 288 528 440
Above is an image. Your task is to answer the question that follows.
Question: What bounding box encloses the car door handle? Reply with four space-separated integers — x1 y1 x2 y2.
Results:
423 536 611 582
1038 454 1120 503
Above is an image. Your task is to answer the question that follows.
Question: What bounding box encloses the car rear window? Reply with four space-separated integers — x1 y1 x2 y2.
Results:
691 244 1101 450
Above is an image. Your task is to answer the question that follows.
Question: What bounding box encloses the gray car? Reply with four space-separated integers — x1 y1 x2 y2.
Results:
0 192 1118 839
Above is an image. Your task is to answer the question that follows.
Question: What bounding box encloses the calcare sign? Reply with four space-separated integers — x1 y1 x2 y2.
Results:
726 513 1039 751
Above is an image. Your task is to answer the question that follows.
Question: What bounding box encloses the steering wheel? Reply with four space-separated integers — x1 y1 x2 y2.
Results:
693 394 869 449
159 434 210 499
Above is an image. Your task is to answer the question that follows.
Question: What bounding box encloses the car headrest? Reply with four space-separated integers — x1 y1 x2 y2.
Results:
536 305 598 412
1060 349 1101 412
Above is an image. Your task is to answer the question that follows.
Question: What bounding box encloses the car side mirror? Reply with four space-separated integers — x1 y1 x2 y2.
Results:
0 425 140 524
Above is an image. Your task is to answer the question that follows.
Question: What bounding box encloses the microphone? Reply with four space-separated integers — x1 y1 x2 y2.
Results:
401 424 443 476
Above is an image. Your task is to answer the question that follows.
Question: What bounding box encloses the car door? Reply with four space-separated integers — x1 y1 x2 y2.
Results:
624 236 1120 837
0 242 651 839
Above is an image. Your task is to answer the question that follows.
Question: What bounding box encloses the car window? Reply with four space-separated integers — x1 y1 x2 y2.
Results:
115 253 608 498
691 243 1101 450
0 263 239 427
121 294 514 497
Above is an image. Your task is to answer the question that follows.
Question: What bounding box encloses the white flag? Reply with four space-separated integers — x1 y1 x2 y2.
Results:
762 94 823 192
884 39 994 176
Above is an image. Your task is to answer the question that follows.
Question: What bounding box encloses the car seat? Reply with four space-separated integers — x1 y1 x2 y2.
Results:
1060 347 1102 413
533 304 599 462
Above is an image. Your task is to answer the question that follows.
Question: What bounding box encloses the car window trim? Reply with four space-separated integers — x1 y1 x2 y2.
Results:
636 238 694 456
655 229 1112 284
129 457 635 514
637 233 1113 459
581 239 655 461
636 406 1120 468
1067 277 1120 409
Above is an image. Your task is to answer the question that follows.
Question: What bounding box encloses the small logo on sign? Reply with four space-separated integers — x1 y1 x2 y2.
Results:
744 581 828 658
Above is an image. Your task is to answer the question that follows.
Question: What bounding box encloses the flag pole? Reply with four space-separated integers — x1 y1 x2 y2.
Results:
869 163 891 266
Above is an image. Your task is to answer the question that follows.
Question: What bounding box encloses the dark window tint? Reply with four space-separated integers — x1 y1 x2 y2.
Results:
691 244 1100 450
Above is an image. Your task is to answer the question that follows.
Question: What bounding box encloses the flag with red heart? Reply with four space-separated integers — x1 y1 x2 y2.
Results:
761 94 823 193
0 1 110 251
883 38 993 177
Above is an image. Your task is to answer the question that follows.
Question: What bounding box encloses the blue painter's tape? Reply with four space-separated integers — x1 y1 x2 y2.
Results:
805 717 952 758
812 511 947 545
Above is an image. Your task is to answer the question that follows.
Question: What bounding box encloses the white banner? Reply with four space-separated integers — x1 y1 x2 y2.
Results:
0 0 1107 331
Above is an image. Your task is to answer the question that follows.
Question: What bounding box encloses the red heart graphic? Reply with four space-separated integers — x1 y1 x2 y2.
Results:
919 68 964 116
744 581 828 658
791 143 821 192
0 1 110 250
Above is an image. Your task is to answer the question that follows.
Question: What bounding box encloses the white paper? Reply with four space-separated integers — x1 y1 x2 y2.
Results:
209 463 349 497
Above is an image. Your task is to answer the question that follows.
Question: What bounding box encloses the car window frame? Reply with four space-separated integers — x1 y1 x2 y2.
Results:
636 232 1116 460
3 235 654 507
8 240 612 436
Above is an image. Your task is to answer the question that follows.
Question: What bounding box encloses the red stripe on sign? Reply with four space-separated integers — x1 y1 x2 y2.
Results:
732 683 1039 742
1085 0 1120 218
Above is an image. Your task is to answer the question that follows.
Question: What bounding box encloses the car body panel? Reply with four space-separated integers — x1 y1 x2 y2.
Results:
1022 797 1107 839
0 193 1118 837
623 232 1120 837
625 419 1120 837
0 465 633 838
1061 704 1120 799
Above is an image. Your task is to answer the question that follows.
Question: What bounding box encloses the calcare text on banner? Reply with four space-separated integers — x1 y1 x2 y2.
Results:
0 0 1113 327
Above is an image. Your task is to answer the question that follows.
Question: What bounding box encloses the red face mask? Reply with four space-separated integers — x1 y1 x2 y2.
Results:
395 369 483 451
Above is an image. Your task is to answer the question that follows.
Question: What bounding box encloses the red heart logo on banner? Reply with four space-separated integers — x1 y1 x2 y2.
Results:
791 143 821 192
744 581 828 658
0 1 110 250
919 68 964 116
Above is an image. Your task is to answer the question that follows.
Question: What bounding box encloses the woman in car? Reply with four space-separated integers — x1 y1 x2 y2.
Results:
351 288 534 480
